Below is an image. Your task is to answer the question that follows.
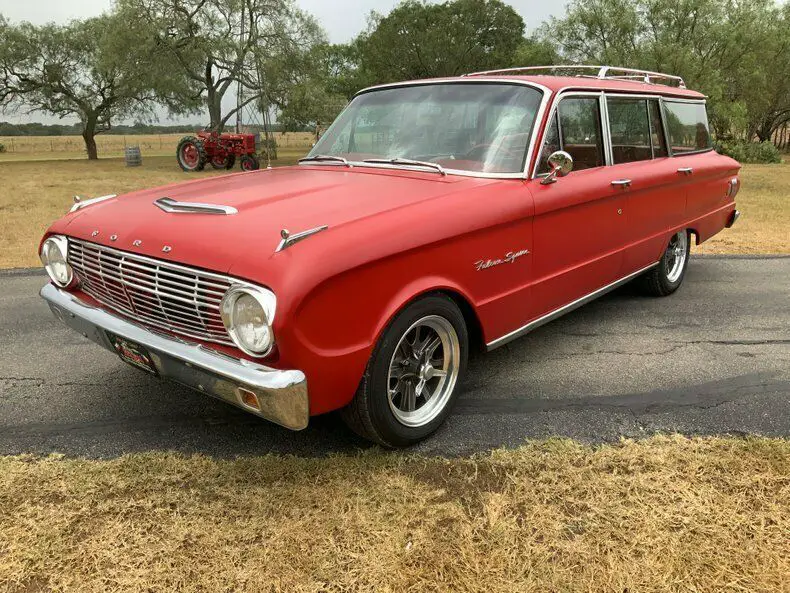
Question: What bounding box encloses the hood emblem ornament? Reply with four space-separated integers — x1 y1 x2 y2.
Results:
91 230 100 237
133 240 142 247
162 245 172 253
110 234 118 242
276 225 329 253
154 197 237 215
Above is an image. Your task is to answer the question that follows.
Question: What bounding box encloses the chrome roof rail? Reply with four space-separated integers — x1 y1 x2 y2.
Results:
462 65 686 89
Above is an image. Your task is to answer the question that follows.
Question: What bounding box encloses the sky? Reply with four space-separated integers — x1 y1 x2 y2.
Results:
0 0 569 124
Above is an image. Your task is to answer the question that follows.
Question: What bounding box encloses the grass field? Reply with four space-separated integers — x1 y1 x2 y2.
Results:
0 132 315 160
1 436 787 592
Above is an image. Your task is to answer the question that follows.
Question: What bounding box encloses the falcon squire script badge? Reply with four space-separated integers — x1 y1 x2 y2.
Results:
474 248 530 271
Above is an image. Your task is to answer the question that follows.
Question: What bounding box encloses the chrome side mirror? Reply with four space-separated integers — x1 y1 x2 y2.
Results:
541 150 573 185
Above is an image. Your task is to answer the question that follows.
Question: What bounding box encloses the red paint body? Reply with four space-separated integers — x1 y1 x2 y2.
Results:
43 75 740 416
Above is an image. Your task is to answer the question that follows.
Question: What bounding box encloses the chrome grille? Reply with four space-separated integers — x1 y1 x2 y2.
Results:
68 239 234 346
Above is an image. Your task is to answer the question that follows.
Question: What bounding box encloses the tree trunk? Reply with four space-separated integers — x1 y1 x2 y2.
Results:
82 115 99 160
205 61 224 132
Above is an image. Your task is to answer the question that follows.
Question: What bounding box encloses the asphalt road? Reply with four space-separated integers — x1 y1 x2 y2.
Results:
1 256 788 458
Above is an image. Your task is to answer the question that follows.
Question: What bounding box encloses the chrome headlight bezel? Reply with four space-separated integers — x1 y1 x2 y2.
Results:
219 284 277 357
39 235 76 288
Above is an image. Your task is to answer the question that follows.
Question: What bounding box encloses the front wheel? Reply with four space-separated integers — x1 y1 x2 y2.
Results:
240 154 260 171
341 295 468 447
639 230 690 296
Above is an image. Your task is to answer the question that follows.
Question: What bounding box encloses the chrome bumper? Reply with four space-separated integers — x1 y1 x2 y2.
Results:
726 209 741 228
40 283 309 430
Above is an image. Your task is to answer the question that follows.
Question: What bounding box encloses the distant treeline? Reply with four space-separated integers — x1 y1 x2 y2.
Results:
0 122 307 137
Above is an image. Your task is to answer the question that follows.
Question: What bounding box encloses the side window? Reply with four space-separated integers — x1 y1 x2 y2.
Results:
537 96 605 173
607 98 651 164
648 100 668 158
663 101 712 154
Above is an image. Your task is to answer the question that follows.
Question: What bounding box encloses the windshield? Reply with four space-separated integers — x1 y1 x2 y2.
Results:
308 83 543 175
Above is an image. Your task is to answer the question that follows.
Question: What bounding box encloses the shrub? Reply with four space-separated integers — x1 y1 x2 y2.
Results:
0 142 6 153
714 140 782 163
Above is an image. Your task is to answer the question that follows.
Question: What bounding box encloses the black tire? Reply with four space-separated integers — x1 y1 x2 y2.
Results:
639 230 691 296
341 295 468 448
210 154 235 170
176 136 207 172
240 154 260 171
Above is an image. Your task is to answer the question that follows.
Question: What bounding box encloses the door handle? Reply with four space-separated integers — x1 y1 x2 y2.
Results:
611 179 632 188
677 167 693 175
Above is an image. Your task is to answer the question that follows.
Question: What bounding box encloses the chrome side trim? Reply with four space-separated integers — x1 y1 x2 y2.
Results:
40 283 308 430
486 262 659 350
154 197 238 215
276 225 329 252
69 194 117 213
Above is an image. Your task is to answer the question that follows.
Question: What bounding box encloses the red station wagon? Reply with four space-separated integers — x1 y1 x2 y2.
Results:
39 65 742 447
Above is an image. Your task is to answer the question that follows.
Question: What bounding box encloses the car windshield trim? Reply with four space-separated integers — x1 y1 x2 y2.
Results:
306 81 548 179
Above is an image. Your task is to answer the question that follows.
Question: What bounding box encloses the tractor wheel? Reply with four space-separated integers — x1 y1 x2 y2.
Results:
240 154 260 171
210 154 235 170
176 136 207 172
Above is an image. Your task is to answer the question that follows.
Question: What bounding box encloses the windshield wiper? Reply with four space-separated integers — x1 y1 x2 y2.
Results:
362 157 446 176
298 154 352 167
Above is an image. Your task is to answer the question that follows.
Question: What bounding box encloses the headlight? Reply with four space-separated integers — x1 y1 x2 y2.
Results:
39 235 75 288
220 285 276 356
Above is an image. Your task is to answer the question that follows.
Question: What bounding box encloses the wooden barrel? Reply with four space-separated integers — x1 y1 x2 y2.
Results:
125 146 142 167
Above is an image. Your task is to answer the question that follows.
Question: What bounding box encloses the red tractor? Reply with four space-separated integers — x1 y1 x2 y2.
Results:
176 131 261 172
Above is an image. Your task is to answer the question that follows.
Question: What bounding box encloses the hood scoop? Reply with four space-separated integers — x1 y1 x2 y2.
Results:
154 196 237 215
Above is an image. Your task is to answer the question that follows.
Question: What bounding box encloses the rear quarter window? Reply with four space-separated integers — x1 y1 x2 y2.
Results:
663 101 712 154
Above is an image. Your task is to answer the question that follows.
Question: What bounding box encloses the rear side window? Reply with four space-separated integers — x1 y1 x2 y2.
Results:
664 101 712 154
607 98 651 164
537 96 605 173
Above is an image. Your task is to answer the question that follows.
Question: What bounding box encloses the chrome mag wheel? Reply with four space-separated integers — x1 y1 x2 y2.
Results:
665 231 688 283
387 315 460 428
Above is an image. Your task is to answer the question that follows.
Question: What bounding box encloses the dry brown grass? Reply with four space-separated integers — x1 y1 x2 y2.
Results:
694 163 790 254
0 436 787 593
0 152 307 268
0 132 315 159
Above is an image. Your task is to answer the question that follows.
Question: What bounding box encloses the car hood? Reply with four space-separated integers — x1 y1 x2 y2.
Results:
59 165 481 276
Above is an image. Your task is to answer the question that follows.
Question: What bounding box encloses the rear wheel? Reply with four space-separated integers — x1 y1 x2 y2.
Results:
176 136 207 172
341 295 468 447
240 154 260 171
639 230 690 296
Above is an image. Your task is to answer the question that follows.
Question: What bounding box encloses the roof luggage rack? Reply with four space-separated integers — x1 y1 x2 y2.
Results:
463 65 686 89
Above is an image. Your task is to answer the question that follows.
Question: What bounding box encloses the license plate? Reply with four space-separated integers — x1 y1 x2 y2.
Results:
107 332 158 375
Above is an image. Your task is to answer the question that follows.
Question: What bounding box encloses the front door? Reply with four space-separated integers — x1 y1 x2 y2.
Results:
527 94 627 320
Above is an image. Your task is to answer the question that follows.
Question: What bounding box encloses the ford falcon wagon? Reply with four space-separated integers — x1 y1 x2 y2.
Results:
39 65 741 446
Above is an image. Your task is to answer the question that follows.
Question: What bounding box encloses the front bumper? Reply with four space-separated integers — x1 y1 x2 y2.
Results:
40 283 309 430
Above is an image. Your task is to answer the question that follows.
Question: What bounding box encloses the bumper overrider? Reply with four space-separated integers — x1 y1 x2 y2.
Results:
40 283 309 430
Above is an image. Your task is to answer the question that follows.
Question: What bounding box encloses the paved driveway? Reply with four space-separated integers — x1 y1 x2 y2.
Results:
1 256 788 457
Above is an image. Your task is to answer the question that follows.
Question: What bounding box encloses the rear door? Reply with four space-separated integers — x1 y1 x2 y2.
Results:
528 93 627 319
605 95 687 272
662 100 727 222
